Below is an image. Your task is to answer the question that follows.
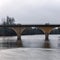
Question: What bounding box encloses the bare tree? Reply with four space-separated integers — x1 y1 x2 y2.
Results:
2 16 15 25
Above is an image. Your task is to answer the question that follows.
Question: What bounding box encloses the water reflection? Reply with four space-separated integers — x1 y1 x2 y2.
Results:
0 35 59 49
0 36 17 49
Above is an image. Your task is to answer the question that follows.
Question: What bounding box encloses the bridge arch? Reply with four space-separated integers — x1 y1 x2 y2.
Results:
50 27 58 34
11 27 26 35
35 27 44 34
22 27 44 35
0 27 17 36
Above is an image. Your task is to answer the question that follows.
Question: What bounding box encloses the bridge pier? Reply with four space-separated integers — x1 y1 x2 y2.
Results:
16 35 23 47
12 27 25 47
45 33 49 41
39 27 53 48
44 33 50 48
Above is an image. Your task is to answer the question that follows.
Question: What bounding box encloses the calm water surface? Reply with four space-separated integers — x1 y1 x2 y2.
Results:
0 35 60 60
0 35 60 49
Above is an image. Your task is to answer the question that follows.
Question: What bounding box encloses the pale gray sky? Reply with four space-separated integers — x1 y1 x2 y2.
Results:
0 0 60 24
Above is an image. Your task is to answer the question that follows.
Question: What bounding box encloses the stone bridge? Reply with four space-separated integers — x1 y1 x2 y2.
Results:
0 24 60 48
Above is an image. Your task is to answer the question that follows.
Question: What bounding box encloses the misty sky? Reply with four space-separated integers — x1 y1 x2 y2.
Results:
0 0 60 24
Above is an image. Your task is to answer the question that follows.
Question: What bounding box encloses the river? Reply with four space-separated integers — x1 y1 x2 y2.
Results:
0 35 60 49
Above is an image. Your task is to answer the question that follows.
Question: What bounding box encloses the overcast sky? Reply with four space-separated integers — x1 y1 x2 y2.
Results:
0 0 60 24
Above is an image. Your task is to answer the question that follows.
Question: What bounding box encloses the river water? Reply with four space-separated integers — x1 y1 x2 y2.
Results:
0 35 60 49
0 35 60 60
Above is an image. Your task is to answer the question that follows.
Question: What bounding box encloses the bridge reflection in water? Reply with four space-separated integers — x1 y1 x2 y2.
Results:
0 24 60 48
0 35 59 49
